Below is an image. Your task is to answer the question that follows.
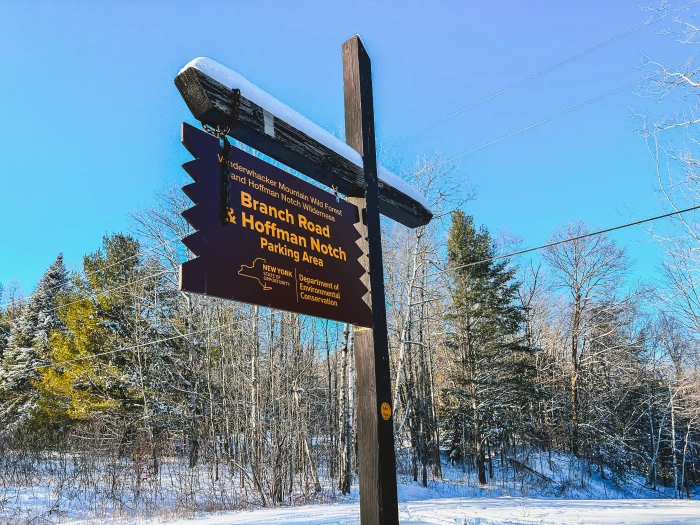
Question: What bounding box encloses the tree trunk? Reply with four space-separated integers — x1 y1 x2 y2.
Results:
338 324 352 495
294 386 321 493
570 295 581 457
671 395 679 498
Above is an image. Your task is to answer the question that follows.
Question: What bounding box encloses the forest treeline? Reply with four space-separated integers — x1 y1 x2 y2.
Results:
0 163 698 511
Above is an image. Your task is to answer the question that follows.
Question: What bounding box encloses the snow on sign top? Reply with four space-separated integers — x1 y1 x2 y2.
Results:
179 57 430 211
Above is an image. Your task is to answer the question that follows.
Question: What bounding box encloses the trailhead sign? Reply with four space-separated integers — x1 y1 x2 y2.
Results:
176 37 430 525
179 122 373 328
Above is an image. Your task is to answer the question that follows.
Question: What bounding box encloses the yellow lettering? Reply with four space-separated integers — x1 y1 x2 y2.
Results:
241 191 252 208
297 213 330 238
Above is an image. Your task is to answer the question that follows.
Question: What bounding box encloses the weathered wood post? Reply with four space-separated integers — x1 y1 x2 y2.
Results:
343 35 400 525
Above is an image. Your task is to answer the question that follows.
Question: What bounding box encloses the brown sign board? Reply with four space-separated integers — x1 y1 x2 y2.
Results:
179 122 373 328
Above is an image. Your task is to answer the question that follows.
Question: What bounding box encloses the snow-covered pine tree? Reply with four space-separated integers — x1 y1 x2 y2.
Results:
0 254 67 430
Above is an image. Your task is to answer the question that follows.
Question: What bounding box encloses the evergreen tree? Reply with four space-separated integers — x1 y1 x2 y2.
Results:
442 211 537 484
0 255 67 430
36 234 147 423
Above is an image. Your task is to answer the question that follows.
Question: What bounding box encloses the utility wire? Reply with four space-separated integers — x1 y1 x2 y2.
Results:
20 202 700 371
48 236 179 293
428 204 700 278
37 270 172 318
384 0 700 147
30 311 280 373
27 199 696 369
414 56 696 177
0 236 180 310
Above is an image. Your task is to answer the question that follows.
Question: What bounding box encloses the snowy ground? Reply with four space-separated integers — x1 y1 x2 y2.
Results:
65 497 700 525
61 466 700 525
4 450 697 524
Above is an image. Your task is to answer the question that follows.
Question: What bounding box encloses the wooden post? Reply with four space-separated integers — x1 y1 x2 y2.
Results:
343 35 399 525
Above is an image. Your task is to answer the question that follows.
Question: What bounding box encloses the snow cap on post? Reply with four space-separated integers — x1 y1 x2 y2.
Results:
175 57 432 228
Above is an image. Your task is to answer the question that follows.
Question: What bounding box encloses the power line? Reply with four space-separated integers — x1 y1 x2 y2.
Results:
428 204 700 278
384 0 700 147
0 236 180 310
24 206 700 370
30 311 281 373
414 57 696 177
2 271 172 317
36 270 173 319
48 236 180 293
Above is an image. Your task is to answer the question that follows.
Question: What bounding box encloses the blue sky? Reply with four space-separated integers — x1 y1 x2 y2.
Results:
0 1 692 292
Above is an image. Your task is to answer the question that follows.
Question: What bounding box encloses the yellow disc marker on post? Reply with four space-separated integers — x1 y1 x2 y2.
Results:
380 402 392 421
